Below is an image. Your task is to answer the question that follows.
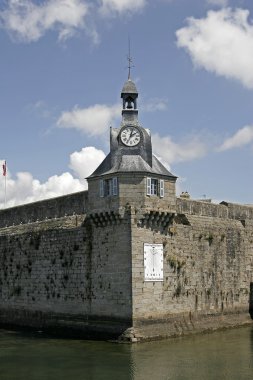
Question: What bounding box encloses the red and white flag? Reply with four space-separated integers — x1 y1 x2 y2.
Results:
2 161 6 177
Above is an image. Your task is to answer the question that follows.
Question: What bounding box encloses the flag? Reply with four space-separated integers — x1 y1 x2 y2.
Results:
2 161 6 177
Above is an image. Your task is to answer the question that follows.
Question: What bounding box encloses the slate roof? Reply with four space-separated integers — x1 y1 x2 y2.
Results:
88 154 176 179
121 79 138 95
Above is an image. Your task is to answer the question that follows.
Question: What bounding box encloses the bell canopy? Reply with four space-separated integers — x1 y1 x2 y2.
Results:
121 79 138 97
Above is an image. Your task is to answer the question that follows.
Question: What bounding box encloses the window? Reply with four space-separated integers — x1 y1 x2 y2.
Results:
151 178 158 195
147 178 164 198
104 179 113 196
100 177 118 197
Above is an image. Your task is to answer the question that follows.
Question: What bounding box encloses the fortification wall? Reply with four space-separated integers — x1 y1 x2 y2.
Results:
129 199 253 341
0 216 90 320
0 191 88 228
0 190 252 341
0 208 132 337
176 197 253 220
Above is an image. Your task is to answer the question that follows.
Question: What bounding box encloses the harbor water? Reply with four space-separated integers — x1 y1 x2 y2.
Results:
0 326 253 379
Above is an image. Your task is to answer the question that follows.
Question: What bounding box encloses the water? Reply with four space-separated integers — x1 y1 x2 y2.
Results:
0 327 253 380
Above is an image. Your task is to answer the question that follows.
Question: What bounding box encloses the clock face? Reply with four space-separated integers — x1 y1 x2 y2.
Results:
120 127 141 147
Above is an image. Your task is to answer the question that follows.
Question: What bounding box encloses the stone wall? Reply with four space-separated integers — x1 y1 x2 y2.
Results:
89 208 132 321
0 209 132 336
88 174 176 214
0 216 89 316
119 174 176 211
0 188 252 341
0 191 88 228
128 198 253 340
177 198 253 220
88 179 119 213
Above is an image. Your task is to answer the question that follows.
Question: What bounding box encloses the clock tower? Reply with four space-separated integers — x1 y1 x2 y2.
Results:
85 73 177 339
87 75 177 212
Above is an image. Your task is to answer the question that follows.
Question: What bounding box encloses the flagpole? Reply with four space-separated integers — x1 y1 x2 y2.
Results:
4 171 6 209
2 160 7 209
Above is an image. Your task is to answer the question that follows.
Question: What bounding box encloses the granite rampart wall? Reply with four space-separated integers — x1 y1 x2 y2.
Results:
0 208 132 337
0 191 88 228
176 198 253 220
129 199 253 341
0 190 252 341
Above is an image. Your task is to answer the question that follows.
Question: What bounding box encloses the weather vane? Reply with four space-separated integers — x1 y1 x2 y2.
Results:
127 37 134 79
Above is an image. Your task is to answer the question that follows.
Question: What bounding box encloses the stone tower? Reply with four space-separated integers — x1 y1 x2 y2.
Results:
86 76 178 340
87 77 177 211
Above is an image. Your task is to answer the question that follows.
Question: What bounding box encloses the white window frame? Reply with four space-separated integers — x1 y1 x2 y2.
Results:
147 177 151 196
147 177 165 197
160 179 164 198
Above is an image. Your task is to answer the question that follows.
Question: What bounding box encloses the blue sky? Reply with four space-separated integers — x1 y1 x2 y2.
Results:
0 0 253 207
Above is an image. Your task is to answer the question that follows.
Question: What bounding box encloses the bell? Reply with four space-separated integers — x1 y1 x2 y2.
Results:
126 100 133 109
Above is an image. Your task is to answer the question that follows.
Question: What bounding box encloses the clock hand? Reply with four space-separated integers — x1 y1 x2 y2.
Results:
127 130 134 143
129 131 139 140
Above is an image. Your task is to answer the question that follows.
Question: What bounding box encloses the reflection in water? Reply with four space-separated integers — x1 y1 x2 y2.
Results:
130 328 253 380
0 327 253 380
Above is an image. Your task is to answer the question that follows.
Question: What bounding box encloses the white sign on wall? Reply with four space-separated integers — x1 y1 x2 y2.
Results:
144 243 164 282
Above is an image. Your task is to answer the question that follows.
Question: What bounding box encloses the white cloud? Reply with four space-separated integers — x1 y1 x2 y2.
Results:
152 133 207 165
57 103 121 136
0 146 105 208
57 96 169 136
218 125 253 151
99 0 146 16
176 8 253 89
207 0 228 6
0 0 89 42
69 146 106 178
0 0 149 42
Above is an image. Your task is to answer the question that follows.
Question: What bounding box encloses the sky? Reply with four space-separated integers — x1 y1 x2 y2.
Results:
0 0 253 208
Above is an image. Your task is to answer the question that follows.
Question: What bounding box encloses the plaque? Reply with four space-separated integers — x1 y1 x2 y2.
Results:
144 243 164 282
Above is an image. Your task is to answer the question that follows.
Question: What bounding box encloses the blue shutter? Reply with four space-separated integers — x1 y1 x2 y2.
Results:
160 179 164 198
113 177 118 196
147 177 151 196
108 179 113 196
99 179 104 197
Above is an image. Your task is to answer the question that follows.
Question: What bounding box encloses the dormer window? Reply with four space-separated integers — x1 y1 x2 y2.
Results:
100 177 118 197
147 177 164 198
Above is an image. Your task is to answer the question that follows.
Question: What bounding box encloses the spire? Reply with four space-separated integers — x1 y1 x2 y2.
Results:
127 37 134 80
121 40 138 126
